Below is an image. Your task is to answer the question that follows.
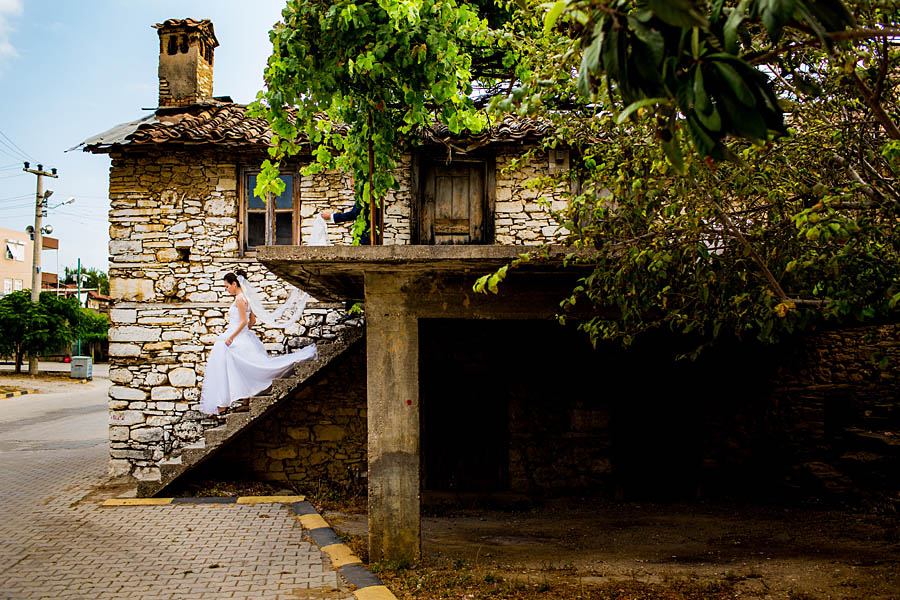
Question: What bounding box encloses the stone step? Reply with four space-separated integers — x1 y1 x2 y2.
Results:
225 410 251 431
140 325 365 498
250 395 275 418
181 440 209 466
203 425 230 447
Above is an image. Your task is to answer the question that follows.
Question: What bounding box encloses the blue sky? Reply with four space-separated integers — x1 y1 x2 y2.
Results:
0 0 286 275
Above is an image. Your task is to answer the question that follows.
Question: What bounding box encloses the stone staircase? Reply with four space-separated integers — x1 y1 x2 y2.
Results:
137 326 365 497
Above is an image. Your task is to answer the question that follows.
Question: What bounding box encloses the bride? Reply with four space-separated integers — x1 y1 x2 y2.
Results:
198 270 318 415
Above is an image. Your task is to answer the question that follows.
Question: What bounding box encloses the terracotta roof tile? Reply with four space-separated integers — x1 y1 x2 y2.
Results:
78 102 551 153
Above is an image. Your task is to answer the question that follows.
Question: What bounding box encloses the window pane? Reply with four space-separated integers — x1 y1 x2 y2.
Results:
274 175 293 209
246 174 265 210
275 211 294 245
247 212 266 247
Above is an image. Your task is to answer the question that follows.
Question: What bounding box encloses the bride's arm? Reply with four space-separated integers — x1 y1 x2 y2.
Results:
225 296 250 346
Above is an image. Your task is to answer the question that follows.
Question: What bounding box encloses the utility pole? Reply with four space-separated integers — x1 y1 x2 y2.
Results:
76 258 82 356
23 162 58 375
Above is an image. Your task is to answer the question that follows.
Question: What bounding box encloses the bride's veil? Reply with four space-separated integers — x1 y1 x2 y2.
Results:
237 275 309 328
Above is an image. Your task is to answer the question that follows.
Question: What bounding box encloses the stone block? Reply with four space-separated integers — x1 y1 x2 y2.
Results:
109 343 141 357
162 331 191 341
109 240 142 255
109 386 147 401
147 415 178 427
286 427 310 440
110 309 137 324
174 344 205 353
267 446 298 460
154 401 176 411
108 459 132 478
109 368 133 384
108 400 129 410
110 278 155 301
496 201 524 213
189 291 218 302
109 410 144 426
168 367 196 387
132 426 165 442
156 248 180 262
145 372 167 386
151 387 181 401
313 425 346 442
142 341 172 351
109 426 130 442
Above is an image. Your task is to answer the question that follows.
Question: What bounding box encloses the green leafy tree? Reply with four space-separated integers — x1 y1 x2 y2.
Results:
76 308 109 346
0 291 80 372
250 0 501 243
478 0 900 353
63 266 109 295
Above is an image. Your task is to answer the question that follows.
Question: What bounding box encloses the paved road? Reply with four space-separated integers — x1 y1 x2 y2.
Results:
0 375 352 599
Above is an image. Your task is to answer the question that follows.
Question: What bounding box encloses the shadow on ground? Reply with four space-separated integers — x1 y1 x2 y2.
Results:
326 497 900 599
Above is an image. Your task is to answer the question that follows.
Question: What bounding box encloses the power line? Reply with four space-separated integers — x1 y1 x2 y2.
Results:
0 147 25 162
0 128 34 162
0 193 32 202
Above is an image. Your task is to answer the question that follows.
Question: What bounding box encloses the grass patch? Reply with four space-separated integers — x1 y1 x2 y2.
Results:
181 480 289 497
375 563 737 600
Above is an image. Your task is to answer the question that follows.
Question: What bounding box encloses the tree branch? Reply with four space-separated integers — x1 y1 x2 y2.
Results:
748 28 900 65
848 71 900 140
704 192 791 302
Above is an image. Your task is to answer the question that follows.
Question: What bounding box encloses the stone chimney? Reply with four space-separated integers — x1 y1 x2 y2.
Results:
153 19 219 108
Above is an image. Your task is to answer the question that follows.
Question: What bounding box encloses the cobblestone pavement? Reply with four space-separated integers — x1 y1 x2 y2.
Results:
0 379 353 599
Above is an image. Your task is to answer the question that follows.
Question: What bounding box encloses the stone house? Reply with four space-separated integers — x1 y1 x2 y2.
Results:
79 18 898 562
77 20 571 494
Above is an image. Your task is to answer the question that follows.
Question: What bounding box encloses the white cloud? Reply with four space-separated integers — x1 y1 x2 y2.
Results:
0 0 23 69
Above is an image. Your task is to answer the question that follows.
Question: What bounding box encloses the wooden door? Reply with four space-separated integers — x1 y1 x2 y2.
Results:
419 161 487 244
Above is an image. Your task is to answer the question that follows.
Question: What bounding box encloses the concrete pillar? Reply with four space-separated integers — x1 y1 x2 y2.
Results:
365 272 421 562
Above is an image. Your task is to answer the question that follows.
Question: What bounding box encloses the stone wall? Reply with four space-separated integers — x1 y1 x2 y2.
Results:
301 149 568 246
765 323 900 499
103 143 572 483
197 341 367 487
493 147 570 245
105 149 360 481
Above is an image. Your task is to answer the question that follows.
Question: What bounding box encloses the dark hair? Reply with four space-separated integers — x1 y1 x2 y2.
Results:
223 270 247 285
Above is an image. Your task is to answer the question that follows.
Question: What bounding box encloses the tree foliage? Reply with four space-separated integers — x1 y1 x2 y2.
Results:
76 307 109 346
251 0 502 242
258 0 899 353
488 0 900 352
63 266 109 296
0 291 81 372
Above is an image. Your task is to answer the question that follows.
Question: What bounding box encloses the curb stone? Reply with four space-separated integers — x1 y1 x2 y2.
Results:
291 500 397 600
103 495 398 600
0 390 34 399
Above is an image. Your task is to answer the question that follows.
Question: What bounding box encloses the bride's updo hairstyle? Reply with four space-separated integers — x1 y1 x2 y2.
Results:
223 270 248 287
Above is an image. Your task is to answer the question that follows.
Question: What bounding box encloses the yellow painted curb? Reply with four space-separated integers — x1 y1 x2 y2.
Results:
353 585 397 600
236 495 306 504
298 513 330 530
322 543 362 568
103 498 174 506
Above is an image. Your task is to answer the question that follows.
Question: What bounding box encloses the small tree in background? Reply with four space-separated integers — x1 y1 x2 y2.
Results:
62 266 109 296
75 307 109 360
0 291 80 373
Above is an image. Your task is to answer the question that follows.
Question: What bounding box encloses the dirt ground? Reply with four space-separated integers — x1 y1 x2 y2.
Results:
0 370 95 394
325 497 900 600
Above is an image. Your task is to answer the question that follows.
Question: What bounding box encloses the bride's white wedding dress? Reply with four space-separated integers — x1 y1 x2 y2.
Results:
198 293 318 415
